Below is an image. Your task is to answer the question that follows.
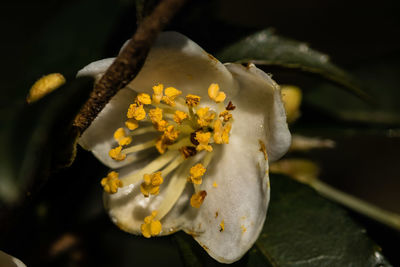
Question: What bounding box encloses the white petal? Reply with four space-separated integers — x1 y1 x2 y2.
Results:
125 32 238 100
103 155 200 235
78 32 238 168
159 64 290 263
77 57 115 81
226 63 291 162
0 251 26 267
78 88 159 169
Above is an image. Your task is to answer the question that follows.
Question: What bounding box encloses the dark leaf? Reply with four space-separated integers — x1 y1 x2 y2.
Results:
174 174 391 266
303 58 400 125
0 77 93 206
217 29 370 102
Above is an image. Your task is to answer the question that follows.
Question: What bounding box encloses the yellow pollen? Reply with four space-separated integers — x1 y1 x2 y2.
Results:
222 122 232 144
241 225 247 233
219 110 232 122
113 127 132 146
219 220 225 232
196 107 215 127
189 163 206 184
190 190 207 208
109 146 126 161
149 108 163 123
141 211 162 238
125 119 139 130
101 171 123 194
163 125 180 142
155 137 168 154
152 84 164 104
173 110 188 124
185 94 201 107
213 181 218 188
136 93 152 105
27 73 66 103
195 132 213 152
213 120 223 144
208 83 226 103
154 120 169 132
127 104 146 120
213 120 231 144
162 87 182 106
140 172 163 197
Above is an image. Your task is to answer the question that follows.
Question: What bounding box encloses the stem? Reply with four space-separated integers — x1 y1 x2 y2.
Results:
73 0 187 134
311 179 400 231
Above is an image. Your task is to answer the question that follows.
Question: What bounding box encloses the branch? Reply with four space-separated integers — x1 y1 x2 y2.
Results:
73 0 187 133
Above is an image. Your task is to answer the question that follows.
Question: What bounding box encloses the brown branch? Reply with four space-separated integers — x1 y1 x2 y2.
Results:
73 0 187 133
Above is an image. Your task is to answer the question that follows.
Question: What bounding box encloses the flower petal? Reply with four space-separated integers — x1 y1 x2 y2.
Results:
78 32 238 168
160 64 290 263
125 32 238 100
225 63 291 162
0 251 26 267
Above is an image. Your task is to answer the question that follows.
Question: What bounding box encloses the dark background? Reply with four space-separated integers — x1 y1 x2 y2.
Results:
0 0 399 266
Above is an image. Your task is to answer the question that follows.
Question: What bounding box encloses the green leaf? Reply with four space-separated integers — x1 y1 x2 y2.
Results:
216 29 370 101
0 77 93 206
174 174 391 266
303 59 400 125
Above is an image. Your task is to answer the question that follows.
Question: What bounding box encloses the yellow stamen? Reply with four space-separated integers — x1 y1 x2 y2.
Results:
162 87 182 106
196 107 215 127
208 83 226 103
190 190 207 208
189 163 206 185
109 146 126 161
125 119 139 130
154 120 169 132
136 93 152 105
219 220 225 232
195 132 212 152
140 171 163 197
113 127 132 146
127 104 146 120
222 122 232 144
141 211 162 238
213 181 218 188
213 119 223 144
173 110 188 124
149 108 163 123
27 73 66 103
163 125 179 142
219 110 232 122
185 94 201 107
122 150 179 186
121 140 155 154
152 84 164 104
155 137 168 154
101 171 123 194
241 225 247 233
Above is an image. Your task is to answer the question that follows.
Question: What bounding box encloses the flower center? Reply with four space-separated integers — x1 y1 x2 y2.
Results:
101 83 235 237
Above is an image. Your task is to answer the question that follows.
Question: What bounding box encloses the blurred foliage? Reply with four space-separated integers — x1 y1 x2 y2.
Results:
217 29 370 101
0 0 399 266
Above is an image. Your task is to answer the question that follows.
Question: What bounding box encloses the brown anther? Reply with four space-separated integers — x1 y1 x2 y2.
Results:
226 101 236 111
180 146 197 158
190 132 200 146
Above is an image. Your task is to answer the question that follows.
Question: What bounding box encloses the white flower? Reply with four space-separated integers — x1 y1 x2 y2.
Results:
78 32 291 263
0 250 26 267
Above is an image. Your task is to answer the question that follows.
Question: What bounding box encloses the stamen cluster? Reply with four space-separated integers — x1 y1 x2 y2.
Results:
100 83 235 238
